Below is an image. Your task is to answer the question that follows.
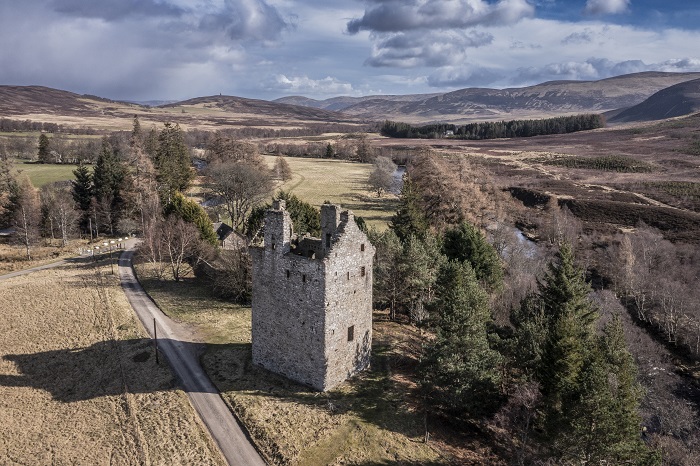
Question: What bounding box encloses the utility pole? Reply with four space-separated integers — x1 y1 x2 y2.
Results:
153 318 159 365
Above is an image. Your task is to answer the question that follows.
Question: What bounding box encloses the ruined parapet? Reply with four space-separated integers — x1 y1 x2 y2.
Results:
263 199 292 254
249 202 375 391
321 203 341 251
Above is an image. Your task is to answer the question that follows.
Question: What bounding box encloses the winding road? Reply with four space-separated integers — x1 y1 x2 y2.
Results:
118 248 266 466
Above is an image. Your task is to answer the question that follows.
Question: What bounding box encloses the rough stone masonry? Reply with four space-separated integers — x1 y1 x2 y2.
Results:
249 201 375 391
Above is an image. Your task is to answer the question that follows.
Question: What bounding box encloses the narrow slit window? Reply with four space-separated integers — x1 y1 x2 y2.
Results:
302 274 306 283
326 233 331 246
360 266 366 277
347 271 350 280
286 270 290 279
360 243 365 252
347 325 354 342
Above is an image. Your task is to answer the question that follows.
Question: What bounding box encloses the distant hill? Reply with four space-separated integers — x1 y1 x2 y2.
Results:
274 93 441 112
162 95 358 123
607 78 700 124
276 72 700 124
0 86 362 131
0 85 142 116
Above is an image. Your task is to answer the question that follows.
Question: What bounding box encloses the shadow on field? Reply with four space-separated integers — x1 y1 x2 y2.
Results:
342 192 399 223
0 338 241 402
202 331 427 442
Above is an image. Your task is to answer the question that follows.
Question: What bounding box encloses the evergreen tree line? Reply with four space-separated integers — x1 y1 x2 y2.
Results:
380 114 605 140
366 173 658 464
70 120 196 238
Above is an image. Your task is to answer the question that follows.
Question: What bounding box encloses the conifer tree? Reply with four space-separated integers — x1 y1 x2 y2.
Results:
368 228 404 320
521 243 656 463
443 221 503 289
71 163 93 233
422 261 502 417
558 315 657 463
401 233 445 323
390 174 428 242
155 123 194 201
537 243 597 407
92 138 127 234
37 133 51 163
165 192 218 246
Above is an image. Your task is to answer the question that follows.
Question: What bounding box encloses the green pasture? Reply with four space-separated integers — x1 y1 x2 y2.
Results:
263 155 398 229
12 160 81 188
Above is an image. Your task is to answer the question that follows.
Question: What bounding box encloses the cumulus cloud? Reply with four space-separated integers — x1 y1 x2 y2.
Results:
346 0 534 34
196 0 289 42
349 0 528 70
584 0 630 15
266 75 356 95
50 0 289 42
427 66 504 87
366 30 493 68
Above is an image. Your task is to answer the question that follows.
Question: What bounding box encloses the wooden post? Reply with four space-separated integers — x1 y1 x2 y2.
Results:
154 318 159 365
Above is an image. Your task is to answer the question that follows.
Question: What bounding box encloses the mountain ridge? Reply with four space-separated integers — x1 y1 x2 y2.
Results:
607 78 700 123
2 71 700 129
277 72 700 123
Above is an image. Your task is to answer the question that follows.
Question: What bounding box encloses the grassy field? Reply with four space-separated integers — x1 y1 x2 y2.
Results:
12 160 80 188
134 263 469 466
0 242 78 275
263 155 398 230
0 259 224 465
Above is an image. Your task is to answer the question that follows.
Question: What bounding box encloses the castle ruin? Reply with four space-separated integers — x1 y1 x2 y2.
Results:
249 201 375 391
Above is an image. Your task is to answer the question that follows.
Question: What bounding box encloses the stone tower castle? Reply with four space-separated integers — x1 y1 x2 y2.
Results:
249 201 375 391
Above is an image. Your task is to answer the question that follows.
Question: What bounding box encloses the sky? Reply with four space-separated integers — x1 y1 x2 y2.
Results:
1 0 699 102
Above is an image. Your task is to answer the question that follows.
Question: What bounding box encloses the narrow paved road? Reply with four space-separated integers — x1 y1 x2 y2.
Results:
0 258 70 281
118 248 266 466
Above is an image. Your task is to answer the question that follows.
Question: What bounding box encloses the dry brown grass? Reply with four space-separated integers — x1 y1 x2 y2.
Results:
0 258 224 465
0 241 80 275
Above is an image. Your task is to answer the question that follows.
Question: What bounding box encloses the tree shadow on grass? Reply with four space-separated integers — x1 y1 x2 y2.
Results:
0 338 244 402
340 192 399 223
202 334 430 445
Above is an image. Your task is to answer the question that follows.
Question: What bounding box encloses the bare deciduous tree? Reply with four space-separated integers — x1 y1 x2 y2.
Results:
367 156 396 197
12 176 41 260
206 162 273 230
160 216 213 282
40 182 79 246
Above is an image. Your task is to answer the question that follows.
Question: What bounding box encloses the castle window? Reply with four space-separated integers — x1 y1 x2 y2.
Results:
347 325 354 342
302 274 306 283
360 266 366 277
286 270 290 279
326 233 331 247
361 243 365 252
347 271 350 280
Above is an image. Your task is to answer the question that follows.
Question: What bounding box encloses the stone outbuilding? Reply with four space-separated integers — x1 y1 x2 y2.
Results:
249 201 375 391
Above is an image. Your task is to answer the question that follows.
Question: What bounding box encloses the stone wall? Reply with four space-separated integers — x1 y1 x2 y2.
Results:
250 202 374 391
